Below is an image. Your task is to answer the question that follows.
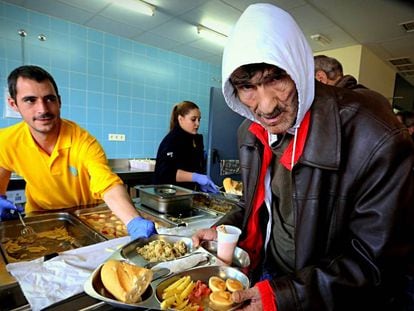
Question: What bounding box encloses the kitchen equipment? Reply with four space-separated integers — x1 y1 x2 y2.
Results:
192 192 237 215
16 210 36 236
136 185 194 214
120 234 195 267
74 206 174 239
0 212 106 263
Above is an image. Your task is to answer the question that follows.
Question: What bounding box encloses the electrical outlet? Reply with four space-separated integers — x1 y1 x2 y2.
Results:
108 133 126 141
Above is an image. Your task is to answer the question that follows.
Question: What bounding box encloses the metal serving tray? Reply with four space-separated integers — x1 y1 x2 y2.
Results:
73 207 128 239
120 234 195 267
136 185 194 214
73 206 175 239
84 263 250 310
155 265 250 310
0 212 106 263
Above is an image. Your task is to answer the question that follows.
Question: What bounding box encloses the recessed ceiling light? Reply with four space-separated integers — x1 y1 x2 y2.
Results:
399 20 414 33
310 34 331 46
115 0 156 16
196 25 228 46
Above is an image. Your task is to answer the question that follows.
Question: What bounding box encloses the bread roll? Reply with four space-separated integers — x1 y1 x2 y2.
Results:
209 290 233 311
223 178 243 196
100 260 153 303
209 276 227 292
225 278 243 292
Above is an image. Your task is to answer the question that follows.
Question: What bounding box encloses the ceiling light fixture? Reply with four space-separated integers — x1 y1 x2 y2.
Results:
197 25 227 45
115 0 155 16
310 33 331 47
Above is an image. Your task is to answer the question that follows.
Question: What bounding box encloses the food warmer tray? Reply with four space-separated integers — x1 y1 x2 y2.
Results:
84 234 251 310
136 184 194 214
72 206 174 240
120 234 195 267
0 212 106 264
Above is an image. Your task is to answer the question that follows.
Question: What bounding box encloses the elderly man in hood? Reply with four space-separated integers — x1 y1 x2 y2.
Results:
192 3 414 311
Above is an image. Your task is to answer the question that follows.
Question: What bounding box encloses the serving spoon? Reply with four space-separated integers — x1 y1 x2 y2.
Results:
15 210 36 236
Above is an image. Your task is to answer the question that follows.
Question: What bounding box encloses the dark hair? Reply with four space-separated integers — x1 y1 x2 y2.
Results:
314 55 343 80
229 63 287 95
8 65 60 100
170 101 199 130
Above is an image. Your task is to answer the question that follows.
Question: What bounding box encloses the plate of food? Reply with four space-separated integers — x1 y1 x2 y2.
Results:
84 259 168 309
120 234 195 267
156 265 250 310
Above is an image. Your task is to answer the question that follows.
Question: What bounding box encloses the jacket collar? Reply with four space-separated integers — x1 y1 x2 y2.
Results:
238 82 341 170
299 82 341 170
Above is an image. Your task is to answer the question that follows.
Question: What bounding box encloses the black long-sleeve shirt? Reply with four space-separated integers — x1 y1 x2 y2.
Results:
153 126 205 190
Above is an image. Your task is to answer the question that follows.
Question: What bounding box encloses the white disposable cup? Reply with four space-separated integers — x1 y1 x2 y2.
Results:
216 225 242 265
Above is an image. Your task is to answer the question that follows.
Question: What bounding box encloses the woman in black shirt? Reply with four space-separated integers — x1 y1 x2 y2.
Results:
154 101 218 193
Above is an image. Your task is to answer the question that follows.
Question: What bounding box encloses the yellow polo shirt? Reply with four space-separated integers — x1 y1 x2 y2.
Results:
0 119 123 212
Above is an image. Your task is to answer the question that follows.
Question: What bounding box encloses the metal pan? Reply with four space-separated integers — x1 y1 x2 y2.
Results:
120 234 195 267
136 185 194 214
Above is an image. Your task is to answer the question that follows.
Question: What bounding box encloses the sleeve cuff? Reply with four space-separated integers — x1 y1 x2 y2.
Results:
256 279 277 311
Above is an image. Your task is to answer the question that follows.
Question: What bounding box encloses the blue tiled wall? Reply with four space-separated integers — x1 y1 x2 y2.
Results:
0 1 221 158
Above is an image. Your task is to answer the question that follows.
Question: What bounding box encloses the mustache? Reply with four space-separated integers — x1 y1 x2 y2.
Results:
34 113 55 121
256 107 283 119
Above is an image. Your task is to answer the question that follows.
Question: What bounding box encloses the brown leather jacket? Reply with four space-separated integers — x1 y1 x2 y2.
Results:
218 82 414 310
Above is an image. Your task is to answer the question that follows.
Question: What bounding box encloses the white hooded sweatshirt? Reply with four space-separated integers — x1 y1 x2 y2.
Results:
221 3 316 253
222 3 315 138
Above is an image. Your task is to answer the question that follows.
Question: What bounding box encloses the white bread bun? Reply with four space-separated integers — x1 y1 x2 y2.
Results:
209 276 227 292
225 278 244 292
100 260 153 303
209 290 233 311
223 178 242 196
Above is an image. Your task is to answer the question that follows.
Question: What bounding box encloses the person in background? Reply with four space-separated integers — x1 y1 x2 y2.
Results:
0 65 156 239
154 101 218 193
192 3 414 310
401 111 414 140
314 54 366 89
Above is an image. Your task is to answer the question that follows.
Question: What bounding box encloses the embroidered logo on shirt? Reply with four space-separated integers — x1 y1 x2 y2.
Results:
69 166 78 176
167 152 173 157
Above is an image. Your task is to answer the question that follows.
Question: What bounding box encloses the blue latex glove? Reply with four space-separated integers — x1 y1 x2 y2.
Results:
0 195 23 221
127 216 157 240
192 173 219 193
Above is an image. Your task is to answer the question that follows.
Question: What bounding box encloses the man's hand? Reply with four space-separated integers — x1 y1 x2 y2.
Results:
232 286 263 311
127 216 157 239
191 228 217 247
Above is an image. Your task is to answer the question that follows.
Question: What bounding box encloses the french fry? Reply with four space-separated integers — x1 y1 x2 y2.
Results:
182 305 199 311
162 287 179 300
160 295 176 310
164 276 187 292
176 276 191 291
175 297 189 310
180 281 195 300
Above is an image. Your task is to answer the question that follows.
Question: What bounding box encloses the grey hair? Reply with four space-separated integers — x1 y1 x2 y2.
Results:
314 55 343 81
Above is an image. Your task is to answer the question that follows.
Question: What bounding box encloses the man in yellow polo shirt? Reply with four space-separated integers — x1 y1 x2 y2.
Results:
0 65 156 239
